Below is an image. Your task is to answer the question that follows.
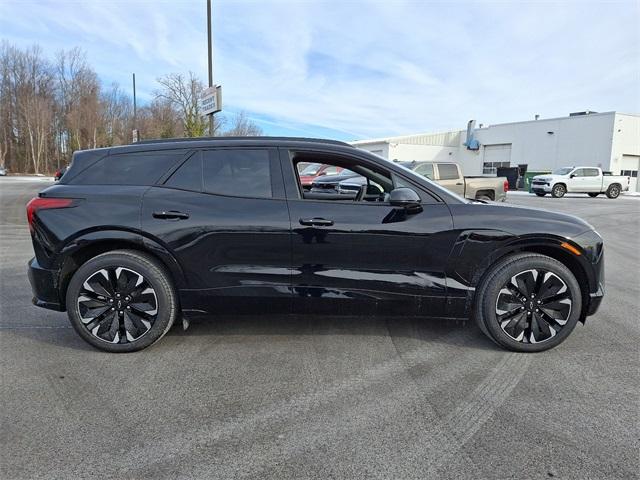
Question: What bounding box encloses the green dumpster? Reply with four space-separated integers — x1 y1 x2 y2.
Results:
524 171 552 193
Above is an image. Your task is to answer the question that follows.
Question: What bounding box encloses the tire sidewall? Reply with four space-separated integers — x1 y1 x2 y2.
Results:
66 251 176 352
606 185 620 198
480 256 582 352
552 184 566 198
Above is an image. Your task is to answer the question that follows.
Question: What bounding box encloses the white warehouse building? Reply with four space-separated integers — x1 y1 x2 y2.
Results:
352 111 640 192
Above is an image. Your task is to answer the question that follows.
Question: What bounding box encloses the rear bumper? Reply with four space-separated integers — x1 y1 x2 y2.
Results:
27 257 64 311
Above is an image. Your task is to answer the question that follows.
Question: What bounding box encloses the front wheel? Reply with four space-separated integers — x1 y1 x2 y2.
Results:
605 184 621 199
474 253 582 352
551 184 566 198
65 250 177 352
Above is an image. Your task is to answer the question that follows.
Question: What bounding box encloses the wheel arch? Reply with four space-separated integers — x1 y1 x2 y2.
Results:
471 238 592 324
474 189 495 201
57 231 186 310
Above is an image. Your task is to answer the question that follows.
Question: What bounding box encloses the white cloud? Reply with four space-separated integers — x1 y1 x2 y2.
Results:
1 0 638 139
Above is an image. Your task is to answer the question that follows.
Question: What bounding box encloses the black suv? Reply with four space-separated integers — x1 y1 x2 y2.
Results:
27 137 604 352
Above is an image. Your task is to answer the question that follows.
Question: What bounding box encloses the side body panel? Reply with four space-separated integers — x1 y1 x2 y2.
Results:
140 149 292 316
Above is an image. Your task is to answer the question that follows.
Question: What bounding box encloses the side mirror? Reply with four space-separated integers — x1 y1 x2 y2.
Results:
389 187 422 212
569 174 575 178
317 171 327 176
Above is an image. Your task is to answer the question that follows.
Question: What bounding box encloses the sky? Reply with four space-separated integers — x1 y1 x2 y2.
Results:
1 0 638 141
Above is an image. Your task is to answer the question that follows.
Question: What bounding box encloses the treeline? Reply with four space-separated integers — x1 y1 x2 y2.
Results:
0 41 262 174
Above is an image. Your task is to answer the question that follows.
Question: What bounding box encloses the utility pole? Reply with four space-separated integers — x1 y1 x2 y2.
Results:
132 73 139 143
207 0 214 136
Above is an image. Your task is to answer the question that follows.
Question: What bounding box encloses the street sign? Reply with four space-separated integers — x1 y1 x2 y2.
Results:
201 85 222 116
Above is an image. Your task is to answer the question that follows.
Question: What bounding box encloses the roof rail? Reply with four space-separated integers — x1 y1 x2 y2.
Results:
134 136 353 147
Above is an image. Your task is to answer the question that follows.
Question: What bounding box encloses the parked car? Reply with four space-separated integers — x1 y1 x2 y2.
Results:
309 169 360 194
0 165 6 176
298 163 344 189
54 166 67 181
27 137 604 353
399 161 508 202
531 167 630 198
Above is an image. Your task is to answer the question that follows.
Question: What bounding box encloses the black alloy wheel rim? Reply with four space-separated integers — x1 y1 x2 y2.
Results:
495 269 572 344
77 267 158 344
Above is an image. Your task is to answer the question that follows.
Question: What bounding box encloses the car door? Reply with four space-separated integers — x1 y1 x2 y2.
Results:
141 147 292 316
281 148 455 317
567 168 582 192
582 168 601 192
435 163 465 196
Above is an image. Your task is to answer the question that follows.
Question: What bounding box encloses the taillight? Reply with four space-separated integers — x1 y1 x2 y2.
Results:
503 180 509 193
26 197 74 231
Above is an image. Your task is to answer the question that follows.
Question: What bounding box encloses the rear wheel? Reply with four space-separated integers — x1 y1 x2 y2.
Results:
551 184 566 198
474 253 582 352
476 194 493 202
605 184 621 199
534 192 546 197
587 193 600 198
65 250 177 352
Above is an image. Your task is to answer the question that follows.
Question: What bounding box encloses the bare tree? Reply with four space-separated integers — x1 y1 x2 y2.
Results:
222 111 262 136
156 72 207 137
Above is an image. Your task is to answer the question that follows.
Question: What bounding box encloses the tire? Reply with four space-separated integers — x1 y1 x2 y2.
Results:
474 253 582 352
605 184 621 199
587 193 599 198
551 184 566 198
65 250 177 352
477 194 493 202
534 192 546 197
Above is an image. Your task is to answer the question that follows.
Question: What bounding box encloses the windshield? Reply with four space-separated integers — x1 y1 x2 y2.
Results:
300 163 322 175
553 167 574 175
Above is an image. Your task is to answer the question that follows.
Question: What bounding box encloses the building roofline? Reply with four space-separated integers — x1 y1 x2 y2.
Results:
351 129 462 145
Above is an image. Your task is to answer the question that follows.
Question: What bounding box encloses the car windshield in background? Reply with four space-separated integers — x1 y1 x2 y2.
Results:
300 163 322 175
553 167 574 175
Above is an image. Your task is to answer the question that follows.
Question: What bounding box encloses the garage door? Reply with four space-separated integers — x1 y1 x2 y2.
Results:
620 155 640 193
483 144 512 175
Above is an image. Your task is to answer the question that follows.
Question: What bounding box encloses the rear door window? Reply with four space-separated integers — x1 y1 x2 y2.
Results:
584 168 600 177
71 150 185 185
437 163 459 180
164 154 202 191
203 149 272 198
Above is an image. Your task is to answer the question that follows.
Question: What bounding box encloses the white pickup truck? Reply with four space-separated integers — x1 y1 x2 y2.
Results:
531 167 630 199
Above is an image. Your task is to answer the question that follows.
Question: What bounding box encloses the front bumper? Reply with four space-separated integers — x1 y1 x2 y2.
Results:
27 257 64 311
531 183 552 193
587 282 605 316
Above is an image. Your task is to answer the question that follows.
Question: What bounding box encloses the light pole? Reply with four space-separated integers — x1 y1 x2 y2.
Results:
207 0 214 136
132 73 139 143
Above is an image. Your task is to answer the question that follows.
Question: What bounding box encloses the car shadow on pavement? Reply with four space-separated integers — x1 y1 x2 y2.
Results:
165 314 501 352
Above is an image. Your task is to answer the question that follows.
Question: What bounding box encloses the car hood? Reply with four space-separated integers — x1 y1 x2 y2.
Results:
450 201 595 239
533 174 564 182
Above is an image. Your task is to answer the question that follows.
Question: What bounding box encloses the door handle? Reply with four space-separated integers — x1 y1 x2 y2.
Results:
299 217 334 227
153 210 190 220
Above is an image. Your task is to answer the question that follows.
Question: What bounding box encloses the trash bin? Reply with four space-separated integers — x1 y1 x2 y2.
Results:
524 171 551 193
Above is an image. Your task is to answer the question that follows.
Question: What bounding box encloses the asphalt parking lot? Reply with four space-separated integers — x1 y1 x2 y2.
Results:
1 177 639 480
